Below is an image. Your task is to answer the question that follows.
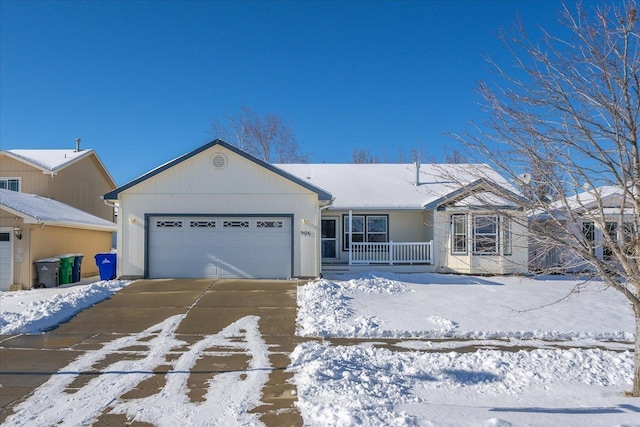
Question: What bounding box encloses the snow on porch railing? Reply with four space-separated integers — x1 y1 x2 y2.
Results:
349 241 433 265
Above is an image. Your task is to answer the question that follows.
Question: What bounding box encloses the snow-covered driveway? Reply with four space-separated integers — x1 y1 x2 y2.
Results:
0 279 301 426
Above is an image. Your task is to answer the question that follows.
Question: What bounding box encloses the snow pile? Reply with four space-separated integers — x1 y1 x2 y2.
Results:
297 274 409 337
289 341 634 426
297 273 635 342
0 280 130 334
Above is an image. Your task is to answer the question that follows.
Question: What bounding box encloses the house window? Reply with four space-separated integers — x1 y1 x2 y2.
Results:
582 221 595 255
473 215 499 254
343 214 388 250
622 222 636 255
603 221 636 259
0 178 20 192
502 217 512 256
604 221 617 260
451 214 467 254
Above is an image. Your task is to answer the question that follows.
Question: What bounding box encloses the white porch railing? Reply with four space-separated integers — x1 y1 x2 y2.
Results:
349 241 433 265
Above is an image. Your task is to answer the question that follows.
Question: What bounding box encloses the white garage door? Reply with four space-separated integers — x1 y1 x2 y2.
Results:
148 216 292 279
0 231 12 291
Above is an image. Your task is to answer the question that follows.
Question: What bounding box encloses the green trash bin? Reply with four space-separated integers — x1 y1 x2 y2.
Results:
57 254 75 285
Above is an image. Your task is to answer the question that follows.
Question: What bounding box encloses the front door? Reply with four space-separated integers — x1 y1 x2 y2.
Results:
321 218 338 259
0 230 13 291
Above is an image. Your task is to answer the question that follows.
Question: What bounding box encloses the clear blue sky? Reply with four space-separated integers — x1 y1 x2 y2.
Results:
1 0 578 185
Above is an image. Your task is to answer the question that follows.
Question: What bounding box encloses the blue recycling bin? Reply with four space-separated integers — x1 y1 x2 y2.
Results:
71 254 84 282
94 253 117 280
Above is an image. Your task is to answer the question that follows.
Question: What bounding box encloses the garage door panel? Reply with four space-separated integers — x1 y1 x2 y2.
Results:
148 216 292 279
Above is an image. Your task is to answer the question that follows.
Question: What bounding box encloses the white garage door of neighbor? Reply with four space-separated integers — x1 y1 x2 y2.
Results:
148 216 292 279
0 231 13 291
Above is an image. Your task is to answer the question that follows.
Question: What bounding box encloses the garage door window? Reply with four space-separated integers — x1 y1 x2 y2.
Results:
190 220 216 228
224 220 249 228
157 220 183 228
257 220 283 228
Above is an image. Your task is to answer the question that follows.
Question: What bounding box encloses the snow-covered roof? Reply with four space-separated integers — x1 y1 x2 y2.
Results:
275 163 516 210
0 189 116 231
1 149 116 186
104 140 332 202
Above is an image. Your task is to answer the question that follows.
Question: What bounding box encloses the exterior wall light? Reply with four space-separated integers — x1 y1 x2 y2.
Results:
13 227 22 240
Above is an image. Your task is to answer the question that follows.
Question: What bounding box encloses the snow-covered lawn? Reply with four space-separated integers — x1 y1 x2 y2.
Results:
292 273 637 426
1 273 638 426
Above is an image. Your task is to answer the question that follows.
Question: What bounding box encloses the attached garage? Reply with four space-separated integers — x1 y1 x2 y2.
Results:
147 215 292 279
104 140 333 280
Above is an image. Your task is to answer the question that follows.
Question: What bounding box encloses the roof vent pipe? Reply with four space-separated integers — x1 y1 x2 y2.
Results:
75 138 81 152
415 161 420 186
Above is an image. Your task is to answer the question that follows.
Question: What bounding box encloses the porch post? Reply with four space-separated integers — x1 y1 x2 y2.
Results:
348 210 353 265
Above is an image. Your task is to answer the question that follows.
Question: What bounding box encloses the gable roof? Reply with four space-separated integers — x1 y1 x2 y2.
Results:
1 149 117 187
532 185 637 220
103 139 333 202
0 189 116 232
423 178 526 210
276 163 518 210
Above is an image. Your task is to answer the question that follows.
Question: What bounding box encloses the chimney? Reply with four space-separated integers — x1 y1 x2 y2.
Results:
75 138 81 152
414 161 420 186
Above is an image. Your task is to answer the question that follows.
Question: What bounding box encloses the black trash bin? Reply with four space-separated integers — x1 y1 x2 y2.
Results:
34 258 61 288
95 253 117 280
71 254 84 282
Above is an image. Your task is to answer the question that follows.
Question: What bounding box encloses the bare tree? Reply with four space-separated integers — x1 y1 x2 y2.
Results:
352 148 380 163
211 106 308 163
443 148 467 164
453 1 640 395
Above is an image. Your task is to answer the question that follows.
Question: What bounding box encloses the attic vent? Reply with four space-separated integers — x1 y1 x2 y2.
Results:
210 153 227 169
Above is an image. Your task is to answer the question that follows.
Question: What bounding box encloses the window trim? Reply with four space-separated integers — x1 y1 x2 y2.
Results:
451 214 467 254
321 217 339 259
342 214 389 251
502 216 512 256
581 220 596 255
473 215 500 255
0 177 20 192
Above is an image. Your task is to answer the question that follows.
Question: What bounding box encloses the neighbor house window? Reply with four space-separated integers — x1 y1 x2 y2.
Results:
582 221 595 255
603 221 617 260
0 178 20 192
451 214 467 254
473 215 499 254
622 222 636 255
343 214 388 250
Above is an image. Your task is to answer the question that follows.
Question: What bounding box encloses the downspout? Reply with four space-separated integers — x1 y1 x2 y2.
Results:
348 210 353 265
29 223 46 288
318 204 332 278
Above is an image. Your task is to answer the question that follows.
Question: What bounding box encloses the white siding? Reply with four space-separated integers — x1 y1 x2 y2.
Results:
115 145 321 278
434 210 529 275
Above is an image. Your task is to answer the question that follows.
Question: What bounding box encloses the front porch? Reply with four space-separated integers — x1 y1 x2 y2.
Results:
321 240 436 277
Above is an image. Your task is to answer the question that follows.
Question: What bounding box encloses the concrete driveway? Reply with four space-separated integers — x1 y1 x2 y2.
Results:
0 279 305 426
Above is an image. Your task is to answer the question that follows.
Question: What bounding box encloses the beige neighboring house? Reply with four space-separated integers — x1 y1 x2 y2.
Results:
0 145 117 290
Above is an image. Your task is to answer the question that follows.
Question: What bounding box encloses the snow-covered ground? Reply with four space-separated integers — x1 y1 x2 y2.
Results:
292 273 637 426
1 273 637 426
0 280 130 335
